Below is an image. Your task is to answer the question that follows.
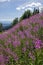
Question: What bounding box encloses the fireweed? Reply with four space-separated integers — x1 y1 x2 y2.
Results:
0 13 43 65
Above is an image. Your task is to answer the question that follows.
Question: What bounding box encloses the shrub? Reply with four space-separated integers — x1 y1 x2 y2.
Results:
33 7 39 15
12 18 18 26
19 10 32 21
0 23 3 32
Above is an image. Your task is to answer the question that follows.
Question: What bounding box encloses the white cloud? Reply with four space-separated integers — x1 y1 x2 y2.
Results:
0 0 10 2
25 8 33 11
16 7 21 11
39 6 43 12
16 2 42 11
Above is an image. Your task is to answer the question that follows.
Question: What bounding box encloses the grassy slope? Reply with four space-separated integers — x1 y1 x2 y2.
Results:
0 13 43 65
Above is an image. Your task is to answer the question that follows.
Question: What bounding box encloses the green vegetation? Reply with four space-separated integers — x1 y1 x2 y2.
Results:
33 7 39 15
19 10 32 21
12 18 18 26
0 13 43 65
0 23 3 32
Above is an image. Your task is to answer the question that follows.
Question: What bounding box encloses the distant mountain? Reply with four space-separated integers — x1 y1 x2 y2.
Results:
0 21 12 30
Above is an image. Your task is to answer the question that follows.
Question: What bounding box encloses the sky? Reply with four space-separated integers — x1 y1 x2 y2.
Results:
0 0 43 22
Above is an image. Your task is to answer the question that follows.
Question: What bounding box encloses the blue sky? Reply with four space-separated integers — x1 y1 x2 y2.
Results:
0 0 43 22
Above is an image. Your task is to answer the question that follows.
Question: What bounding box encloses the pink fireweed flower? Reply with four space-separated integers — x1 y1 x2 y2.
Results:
35 39 41 49
5 47 19 61
10 52 19 61
24 29 32 38
4 38 11 46
18 31 25 39
22 47 26 53
13 40 20 48
14 54 19 61
3 55 9 64
0 54 5 65
28 52 35 60
33 25 39 32
41 43 43 48
25 41 29 45
11 34 15 39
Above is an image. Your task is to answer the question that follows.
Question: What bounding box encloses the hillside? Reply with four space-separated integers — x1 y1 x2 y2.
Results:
0 13 43 65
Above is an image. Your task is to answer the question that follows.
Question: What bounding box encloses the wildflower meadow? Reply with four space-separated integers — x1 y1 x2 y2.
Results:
0 13 43 65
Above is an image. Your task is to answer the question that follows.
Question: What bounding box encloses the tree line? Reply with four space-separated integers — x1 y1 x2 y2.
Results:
0 7 39 32
12 7 39 26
